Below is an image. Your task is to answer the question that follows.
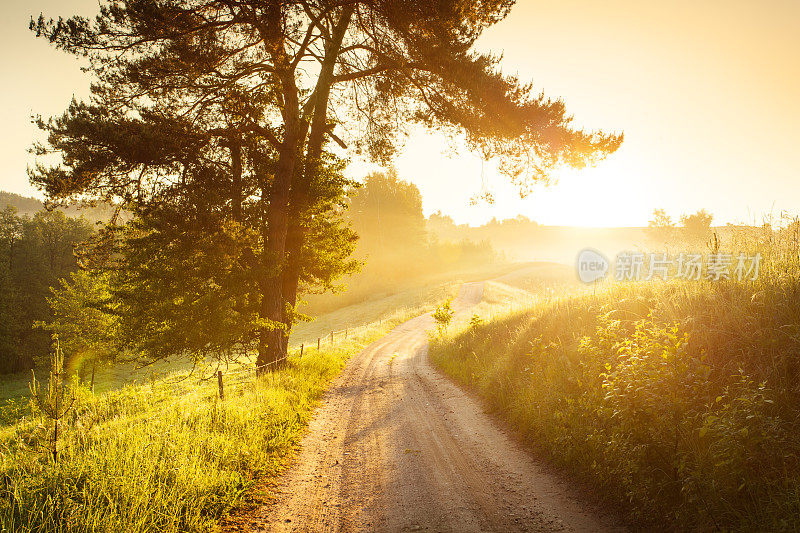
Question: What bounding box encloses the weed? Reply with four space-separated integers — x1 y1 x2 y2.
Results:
432 251 800 530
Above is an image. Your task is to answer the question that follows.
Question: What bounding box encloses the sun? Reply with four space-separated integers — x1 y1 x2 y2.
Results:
520 150 658 228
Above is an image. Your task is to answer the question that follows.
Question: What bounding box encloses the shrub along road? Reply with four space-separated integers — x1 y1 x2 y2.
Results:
232 282 622 532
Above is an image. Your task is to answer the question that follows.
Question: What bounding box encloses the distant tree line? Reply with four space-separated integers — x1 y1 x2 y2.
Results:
428 211 541 252
352 169 496 263
0 191 121 224
646 208 714 246
0 207 93 374
0 192 43 216
303 169 497 313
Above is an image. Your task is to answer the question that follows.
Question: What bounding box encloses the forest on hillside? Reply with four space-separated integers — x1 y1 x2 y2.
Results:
0 208 93 373
304 170 497 312
0 191 120 224
0 171 496 377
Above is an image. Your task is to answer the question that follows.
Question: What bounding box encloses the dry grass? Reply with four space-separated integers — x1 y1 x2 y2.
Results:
432 238 800 530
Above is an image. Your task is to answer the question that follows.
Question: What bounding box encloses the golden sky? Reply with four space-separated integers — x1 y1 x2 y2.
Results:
2 0 799 227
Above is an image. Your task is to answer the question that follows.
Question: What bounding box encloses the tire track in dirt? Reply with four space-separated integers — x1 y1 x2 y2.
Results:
243 282 624 532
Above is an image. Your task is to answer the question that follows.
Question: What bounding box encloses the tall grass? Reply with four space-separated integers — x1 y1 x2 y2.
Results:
0 272 468 404
0 314 408 533
431 237 800 530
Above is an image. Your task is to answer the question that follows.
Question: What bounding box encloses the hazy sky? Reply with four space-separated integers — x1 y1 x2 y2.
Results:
1 1 798 227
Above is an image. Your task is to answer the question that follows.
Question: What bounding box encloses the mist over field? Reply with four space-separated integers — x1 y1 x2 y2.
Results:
2 1 799 532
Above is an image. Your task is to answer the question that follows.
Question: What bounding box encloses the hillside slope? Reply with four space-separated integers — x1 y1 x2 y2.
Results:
431 275 800 530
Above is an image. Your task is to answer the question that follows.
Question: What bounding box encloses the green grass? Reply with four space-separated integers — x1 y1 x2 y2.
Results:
431 269 800 530
0 311 416 533
0 261 583 532
0 270 481 403
300 260 526 315
291 275 463 345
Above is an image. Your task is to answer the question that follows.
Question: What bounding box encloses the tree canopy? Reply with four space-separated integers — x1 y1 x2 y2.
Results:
349 169 426 256
30 0 622 370
0 208 93 373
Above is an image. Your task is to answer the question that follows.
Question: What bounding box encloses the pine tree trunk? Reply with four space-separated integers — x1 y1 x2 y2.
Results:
255 8 352 374
281 225 304 323
278 6 354 336
257 273 289 373
256 104 302 374
256 324 285 373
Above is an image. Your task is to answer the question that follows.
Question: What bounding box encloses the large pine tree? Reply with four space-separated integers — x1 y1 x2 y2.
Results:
30 0 622 370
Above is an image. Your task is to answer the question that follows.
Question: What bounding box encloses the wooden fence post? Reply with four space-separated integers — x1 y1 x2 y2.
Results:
317 337 320 350
300 343 304 358
217 370 224 401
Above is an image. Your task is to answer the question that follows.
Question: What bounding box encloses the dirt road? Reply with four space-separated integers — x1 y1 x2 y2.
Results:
249 282 622 532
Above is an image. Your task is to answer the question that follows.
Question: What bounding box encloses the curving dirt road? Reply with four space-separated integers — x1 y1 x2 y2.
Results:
247 282 622 532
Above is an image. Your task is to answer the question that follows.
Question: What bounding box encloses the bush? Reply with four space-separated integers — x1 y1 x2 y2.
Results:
431 276 800 530
432 299 455 334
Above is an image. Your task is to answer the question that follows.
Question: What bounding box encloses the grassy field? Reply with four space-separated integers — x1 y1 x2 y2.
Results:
431 258 800 530
0 268 488 403
0 309 424 533
299 261 527 315
0 262 529 533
